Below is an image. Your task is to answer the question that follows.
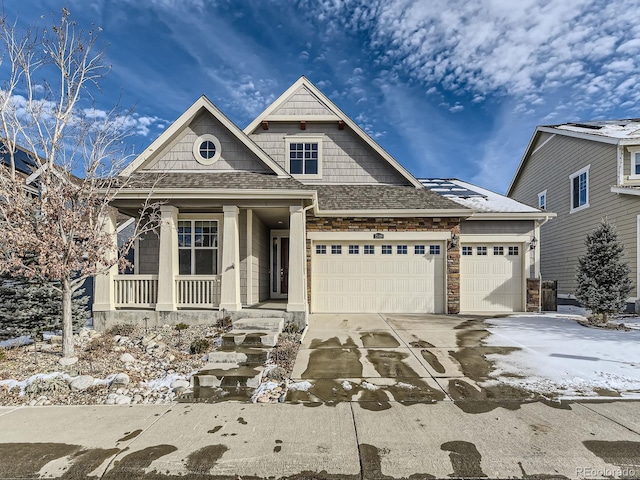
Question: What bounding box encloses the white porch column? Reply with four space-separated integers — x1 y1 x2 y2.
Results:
156 205 179 311
93 208 118 312
220 205 241 311
287 205 308 313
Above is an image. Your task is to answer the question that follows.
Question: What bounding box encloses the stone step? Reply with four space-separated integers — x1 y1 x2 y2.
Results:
205 346 270 365
193 363 263 389
232 317 284 333
221 331 279 348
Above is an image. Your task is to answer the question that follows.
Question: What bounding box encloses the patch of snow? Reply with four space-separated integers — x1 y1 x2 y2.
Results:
0 336 33 349
250 380 280 402
0 372 70 395
142 372 193 391
341 380 352 391
288 381 312 392
426 179 541 213
484 314 640 398
360 381 379 391
395 382 417 389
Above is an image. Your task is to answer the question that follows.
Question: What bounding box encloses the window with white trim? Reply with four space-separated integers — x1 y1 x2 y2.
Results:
508 246 519 256
316 245 326 254
462 246 473 256
178 220 218 275
538 189 547 210
397 245 408 255
414 245 426 255
381 245 392 255
477 246 487 256
192 134 221 165
364 245 375 255
331 245 342 255
348 245 359 255
570 165 590 212
285 136 322 178
630 149 640 178
493 246 504 255
429 245 441 255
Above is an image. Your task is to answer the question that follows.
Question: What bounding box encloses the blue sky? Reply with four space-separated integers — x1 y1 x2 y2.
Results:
5 0 640 193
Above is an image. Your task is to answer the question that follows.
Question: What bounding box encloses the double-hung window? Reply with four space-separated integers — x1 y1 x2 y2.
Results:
570 165 590 212
178 220 218 275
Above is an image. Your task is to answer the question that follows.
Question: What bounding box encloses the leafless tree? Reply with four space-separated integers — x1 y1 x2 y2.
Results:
0 8 160 357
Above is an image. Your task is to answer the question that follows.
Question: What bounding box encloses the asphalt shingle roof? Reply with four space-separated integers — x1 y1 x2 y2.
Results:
120 173 467 212
310 184 467 211
126 172 306 190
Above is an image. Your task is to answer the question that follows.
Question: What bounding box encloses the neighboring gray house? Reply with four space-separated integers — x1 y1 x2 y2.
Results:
508 120 640 309
92 76 550 329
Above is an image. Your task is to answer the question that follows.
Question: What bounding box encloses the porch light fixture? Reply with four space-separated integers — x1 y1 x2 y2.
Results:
530 236 538 250
450 233 459 248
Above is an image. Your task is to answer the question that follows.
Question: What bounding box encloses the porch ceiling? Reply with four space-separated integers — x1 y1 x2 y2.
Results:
253 207 291 229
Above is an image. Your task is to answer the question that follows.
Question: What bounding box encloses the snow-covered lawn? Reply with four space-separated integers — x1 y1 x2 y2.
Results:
483 313 640 399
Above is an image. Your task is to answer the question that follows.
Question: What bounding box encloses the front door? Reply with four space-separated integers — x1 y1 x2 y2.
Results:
271 231 290 298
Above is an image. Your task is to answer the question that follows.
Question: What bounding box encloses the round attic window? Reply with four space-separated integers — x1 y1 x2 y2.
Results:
193 134 221 165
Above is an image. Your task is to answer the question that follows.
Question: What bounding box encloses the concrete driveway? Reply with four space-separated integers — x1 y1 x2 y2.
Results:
288 313 528 411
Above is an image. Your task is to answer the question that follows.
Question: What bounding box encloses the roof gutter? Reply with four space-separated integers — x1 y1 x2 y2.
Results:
101 188 316 200
466 212 557 221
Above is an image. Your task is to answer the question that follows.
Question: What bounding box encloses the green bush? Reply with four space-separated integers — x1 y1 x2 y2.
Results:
189 338 211 355
0 349 7 362
175 322 189 331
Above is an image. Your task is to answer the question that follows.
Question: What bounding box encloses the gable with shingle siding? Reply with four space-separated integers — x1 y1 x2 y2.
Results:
271 86 334 116
141 111 272 173
250 123 410 185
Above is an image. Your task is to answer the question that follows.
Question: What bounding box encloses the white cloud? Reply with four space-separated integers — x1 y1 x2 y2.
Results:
308 0 640 116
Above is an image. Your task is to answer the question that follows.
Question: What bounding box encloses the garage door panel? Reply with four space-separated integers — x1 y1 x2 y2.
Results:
460 243 523 312
312 241 445 313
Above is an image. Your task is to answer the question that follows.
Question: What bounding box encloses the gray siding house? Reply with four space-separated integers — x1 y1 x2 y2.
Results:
508 120 640 309
92 76 549 329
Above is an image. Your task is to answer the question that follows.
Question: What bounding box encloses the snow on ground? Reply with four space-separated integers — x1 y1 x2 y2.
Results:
483 313 640 399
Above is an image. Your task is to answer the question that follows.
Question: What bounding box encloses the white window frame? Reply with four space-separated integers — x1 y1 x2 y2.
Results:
570 165 590 213
629 148 640 180
538 189 547 210
285 135 323 179
192 134 222 165
177 217 220 275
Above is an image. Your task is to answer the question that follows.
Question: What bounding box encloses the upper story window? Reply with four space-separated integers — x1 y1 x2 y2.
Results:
570 165 590 213
178 220 218 275
285 136 322 179
629 148 640 179
538 189 547 210
193 134 222 165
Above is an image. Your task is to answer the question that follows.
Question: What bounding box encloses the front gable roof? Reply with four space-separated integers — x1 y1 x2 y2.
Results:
244 76 423 188
120 96 289 178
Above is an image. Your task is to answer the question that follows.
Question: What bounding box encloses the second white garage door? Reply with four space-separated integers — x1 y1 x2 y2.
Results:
460 243 524 312
311 241 445 313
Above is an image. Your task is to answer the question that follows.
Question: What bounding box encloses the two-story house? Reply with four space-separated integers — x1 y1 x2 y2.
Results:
92 77 550 329
508 120 640 310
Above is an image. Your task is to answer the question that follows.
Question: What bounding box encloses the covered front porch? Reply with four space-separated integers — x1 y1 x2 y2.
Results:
92 198 311 328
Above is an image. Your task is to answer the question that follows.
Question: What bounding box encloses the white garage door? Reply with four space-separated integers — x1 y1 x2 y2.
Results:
311 241 445 313
460 243 524 312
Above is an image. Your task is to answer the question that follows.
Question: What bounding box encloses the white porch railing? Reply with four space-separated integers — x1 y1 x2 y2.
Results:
114 275 158 308
176 275 221 308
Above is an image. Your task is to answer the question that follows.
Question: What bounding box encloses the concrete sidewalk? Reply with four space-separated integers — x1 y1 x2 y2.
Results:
1 400 640 479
